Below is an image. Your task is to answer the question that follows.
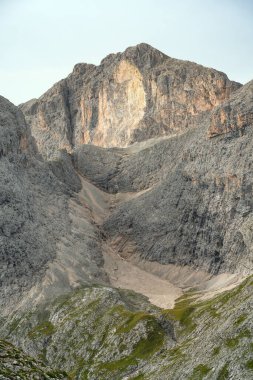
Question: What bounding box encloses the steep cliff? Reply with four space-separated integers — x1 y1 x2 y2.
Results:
20 43 240 158
0 96 107 314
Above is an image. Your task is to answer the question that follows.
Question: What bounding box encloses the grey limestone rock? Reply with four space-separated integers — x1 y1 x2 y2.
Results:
73 82 253 275
0 96 106 314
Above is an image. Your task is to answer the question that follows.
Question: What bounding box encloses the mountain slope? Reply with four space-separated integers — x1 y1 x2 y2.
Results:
1 277 253 379
0 95 107 314
1 43 253 380
0 339 68 379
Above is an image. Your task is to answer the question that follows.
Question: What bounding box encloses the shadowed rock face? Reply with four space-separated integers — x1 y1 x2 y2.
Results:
0 96 107 314
20 43 240 158
0 96 34 157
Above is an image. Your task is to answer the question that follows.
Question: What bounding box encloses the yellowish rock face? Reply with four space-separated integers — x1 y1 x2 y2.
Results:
20 44 241 158
84 60 146 147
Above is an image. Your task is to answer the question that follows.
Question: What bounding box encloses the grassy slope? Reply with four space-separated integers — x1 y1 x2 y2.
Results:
1 287 173 380
1 277 253 379
147 275 253 379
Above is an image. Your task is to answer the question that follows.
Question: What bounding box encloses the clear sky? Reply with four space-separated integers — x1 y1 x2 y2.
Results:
1 0 253 105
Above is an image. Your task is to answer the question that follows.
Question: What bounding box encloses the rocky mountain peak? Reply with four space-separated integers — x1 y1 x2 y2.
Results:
100 42 169 69
20 44 241 158
72 62 96 77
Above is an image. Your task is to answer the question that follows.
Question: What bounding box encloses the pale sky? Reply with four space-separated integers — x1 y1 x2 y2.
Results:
1 0 253 105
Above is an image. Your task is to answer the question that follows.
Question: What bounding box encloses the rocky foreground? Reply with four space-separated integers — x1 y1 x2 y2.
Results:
0 339 68 379
1 44 253 379
1 276 253 379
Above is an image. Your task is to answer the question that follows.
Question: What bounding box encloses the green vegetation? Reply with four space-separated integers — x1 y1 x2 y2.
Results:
189 364 211 379
225 329 251 349
212 346 221 356
168 346 184 359
0 339 67 379
225 336 239 348
28 321 55 339
217 363 229 380
113 305 154 333
132 374 145 380
14 287 166 379
234 314 247 325
162 293 197 335
2 276 253 380
246 359 253 370
250 343 253 351
132 320 164 359
98 355 138 373
68 357 87 379
98 317 164 376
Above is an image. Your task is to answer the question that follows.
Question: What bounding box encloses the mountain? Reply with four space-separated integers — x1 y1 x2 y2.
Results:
20 43 240 157
1 43 253 379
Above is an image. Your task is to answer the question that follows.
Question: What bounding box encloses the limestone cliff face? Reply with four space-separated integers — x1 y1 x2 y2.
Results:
20 43 241 157
208 80 253 137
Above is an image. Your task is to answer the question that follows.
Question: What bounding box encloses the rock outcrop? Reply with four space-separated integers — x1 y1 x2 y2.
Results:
209 80 253 137
20 43 240 157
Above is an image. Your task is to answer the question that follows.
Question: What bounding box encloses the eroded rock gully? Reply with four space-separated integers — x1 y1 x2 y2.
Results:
72 141 246 310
